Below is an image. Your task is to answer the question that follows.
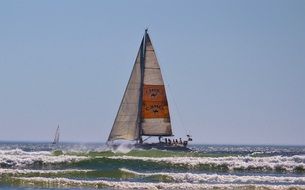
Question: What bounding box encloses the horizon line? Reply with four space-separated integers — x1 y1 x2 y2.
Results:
0 140 304 147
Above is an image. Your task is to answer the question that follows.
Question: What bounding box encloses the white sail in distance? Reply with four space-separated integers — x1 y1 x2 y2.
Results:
52 125 60 144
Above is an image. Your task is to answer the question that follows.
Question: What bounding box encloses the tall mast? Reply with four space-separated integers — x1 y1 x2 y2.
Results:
137 29 148 143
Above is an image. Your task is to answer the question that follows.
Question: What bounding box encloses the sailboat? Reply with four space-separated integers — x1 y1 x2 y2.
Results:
107 30 192 151
52 125 60 145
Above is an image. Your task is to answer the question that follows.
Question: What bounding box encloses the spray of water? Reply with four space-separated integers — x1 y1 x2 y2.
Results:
107 141 135 154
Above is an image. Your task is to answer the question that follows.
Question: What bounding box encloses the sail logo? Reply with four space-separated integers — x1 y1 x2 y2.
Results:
143 85 165 101
145 104 162 113
146 88 160 98
142 85 169 118
142 102 169 118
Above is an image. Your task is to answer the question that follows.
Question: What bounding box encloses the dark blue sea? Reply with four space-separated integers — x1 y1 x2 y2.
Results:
0 142 305 189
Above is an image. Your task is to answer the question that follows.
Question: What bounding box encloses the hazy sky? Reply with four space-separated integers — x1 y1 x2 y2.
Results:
0 1 304 145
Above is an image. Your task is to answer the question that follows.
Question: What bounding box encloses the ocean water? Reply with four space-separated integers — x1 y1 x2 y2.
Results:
0 142 305 190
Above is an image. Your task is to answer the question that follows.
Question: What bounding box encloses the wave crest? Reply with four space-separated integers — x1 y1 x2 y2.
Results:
12 177 305 190
108 155 305 173
0 148 88 168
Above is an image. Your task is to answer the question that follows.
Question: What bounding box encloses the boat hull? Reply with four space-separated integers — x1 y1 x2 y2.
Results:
135 143 191 151
108 142 191 151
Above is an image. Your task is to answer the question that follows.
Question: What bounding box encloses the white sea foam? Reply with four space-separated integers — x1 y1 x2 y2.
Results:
14 177 305 190
112 144 134 154
0 168 92 175
105 141 135 154
0 148 88 168
0 148 51 155
108 155 305 171
120 168 305 184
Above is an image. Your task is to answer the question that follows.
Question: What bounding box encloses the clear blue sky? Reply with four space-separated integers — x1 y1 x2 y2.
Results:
0 0 304 145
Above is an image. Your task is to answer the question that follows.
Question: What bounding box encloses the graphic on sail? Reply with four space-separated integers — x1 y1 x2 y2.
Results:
52 125 60 144
141 33 172 136
107 30 173 144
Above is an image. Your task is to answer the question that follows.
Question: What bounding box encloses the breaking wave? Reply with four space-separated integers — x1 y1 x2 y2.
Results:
119 168 305 184
0 168 92 175
107 155 305 173
1 148 305 173
0 148 88 168
12 177 305 190
1 144 305 189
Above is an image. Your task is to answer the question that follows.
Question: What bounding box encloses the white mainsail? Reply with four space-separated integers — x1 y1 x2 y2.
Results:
141 33 172 136
108 30 172 143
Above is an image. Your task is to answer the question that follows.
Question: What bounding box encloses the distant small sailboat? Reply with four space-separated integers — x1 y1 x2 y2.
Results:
107 30 192 151
52 125 60 144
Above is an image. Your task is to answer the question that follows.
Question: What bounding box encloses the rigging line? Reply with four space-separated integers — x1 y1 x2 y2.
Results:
166 84 188 136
